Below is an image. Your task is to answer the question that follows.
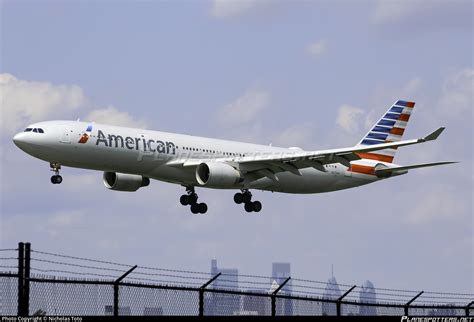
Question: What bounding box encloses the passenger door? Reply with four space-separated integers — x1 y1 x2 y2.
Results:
59 125 71 144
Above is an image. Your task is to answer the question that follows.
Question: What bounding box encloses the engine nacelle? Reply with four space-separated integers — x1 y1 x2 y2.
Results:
196 162 241 188
103 172 150 192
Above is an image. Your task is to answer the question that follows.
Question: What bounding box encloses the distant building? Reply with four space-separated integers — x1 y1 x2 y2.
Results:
242 289 268 315
104 305 131 316
206 259 240 315
271 262 293 316
428 305 458 316
359 280 377 316
322 276 341 315
143 307 163 316
211 259 238 290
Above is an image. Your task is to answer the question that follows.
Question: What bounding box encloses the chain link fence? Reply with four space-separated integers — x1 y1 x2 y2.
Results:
1 243 473 316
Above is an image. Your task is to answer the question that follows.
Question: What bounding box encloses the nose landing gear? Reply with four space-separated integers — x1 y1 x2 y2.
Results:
234 190 262 213
180 186 207 214
50 162 63 184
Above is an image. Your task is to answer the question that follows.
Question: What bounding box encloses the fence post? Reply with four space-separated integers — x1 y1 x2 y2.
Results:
199 272 221 316
404 291 423 316
113 265 137 317
17 242 24 316
336 285 356 316
24 243 31 317
466 301 474 317
271 277 291 316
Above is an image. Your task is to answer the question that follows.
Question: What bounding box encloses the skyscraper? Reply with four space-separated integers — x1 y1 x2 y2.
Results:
359 280 377 316
322 275 341 315
241 289 268 315
271 262 293 316
207 259 239 315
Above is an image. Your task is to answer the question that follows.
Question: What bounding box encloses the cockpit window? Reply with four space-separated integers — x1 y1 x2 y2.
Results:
24 127 45 133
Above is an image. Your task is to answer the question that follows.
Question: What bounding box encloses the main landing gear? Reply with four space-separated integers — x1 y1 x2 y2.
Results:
180 187 207 214
50 162 63 184
234 190 262 213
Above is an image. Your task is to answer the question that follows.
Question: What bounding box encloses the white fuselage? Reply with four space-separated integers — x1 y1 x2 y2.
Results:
12 120 390 194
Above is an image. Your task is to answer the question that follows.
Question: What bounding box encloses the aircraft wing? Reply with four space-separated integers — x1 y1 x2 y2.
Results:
235 127 446 178
167 127 446 180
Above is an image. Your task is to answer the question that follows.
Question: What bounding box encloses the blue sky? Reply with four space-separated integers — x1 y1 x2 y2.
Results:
1 0 472 296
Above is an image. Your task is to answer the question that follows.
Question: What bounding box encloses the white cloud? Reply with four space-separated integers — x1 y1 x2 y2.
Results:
405 185 466 224
401 77 422 96
371 0 470 29
336 104 364 133
371 1 423 24
0 73 84 134
437 68 473 118
273 123 318 149
85 106 148 128
48 210 84 228
307 39 327 57
215 88 271 126
210 0 262 18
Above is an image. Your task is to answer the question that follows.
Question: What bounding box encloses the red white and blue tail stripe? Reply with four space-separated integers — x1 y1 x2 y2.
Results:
357 100 415 163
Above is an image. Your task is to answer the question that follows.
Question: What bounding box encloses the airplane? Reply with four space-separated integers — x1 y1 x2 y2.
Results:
12 100 456 214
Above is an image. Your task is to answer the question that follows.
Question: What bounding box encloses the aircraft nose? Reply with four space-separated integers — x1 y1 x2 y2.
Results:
13 132 27 148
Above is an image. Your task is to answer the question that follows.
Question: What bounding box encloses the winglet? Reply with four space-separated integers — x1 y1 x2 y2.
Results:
422 127 445 142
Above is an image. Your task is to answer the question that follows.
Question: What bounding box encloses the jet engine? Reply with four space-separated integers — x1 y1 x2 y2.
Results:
195 162 241 188
103 172 150 192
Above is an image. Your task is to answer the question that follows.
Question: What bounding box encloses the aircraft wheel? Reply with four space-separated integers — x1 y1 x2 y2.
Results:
234 193 243 204
253 201 262 212
191 204 200 214
188 193 198 204
51 175 62 184
244 202 253 213
180 195 189 206
242 192 252 204
198 203 208 214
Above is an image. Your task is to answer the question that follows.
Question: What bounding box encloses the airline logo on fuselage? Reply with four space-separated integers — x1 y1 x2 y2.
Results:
78 125 93 144
94 129 176 154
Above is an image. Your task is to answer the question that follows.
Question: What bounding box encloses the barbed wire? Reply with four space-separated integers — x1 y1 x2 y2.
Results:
128 270 208 281
344 294 414 304
32 249 210 276
30 267 118 280
32 250 132 267
31 259 211 284
292 277 354 288
137 265 213 276
31 258 130 273
0 249 17 252
424 290 474 297
220 272 276 280
0 265 18 269
123 276 204 287
0 257 18 261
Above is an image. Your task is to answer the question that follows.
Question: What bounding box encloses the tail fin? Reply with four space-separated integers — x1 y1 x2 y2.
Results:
357 100 415 163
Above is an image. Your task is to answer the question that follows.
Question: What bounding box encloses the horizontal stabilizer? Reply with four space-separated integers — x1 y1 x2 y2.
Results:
375 161 458 176
422 127 445 142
